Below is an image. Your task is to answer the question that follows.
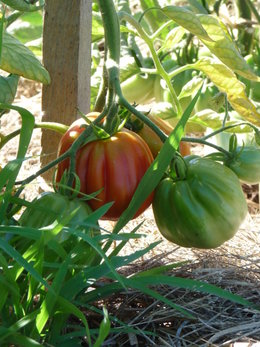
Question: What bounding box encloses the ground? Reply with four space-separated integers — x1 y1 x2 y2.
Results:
1 78 260 346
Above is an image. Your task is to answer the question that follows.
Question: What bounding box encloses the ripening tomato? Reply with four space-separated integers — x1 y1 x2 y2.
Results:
56 117 154 221
136 114 191 158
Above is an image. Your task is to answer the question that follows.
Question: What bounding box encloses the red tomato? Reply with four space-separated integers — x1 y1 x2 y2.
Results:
56 115 154 221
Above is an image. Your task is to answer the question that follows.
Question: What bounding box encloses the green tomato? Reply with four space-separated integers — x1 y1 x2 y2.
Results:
19 192 98 242
121 73 156 104
152 158 248 249
225 146 260 184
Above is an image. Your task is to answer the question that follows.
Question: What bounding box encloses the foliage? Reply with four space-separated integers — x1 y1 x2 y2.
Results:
0 0 260 345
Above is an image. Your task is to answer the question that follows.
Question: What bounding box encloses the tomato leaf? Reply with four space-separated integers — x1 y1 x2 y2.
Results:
198 15 260 82
187 0 208 14
193 58 260 126
162 26 186 51
162 6 213 42
0 32 50 84
178 76 203 100
0 74 19 105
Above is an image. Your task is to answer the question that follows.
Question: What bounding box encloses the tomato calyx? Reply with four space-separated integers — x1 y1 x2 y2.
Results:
168 154 188 181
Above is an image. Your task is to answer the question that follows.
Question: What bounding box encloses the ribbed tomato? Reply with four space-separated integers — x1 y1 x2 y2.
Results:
56 116 154 221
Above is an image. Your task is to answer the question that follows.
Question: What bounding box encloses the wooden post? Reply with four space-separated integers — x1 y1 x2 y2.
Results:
41 0 92 181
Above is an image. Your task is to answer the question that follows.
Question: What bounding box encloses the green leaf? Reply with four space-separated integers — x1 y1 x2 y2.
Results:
0 225 42 241
128 275 260 311
190 109 253 133
198 15 260 82
0 104 34 219
6 333 43 347
162 26 186 51
0 32 50 84
140 0 167 33
56 296 91 346
178 76 203 99
67 228 127 291
187 0 208 14
193 58 260 126
113 87 202 234
0 238 51 291
82 280 193 319
162 6 213 42
61 241 161 299
0 74 19 104
93 307 111 347
36 257 70 333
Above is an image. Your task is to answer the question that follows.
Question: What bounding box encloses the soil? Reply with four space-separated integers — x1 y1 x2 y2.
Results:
1 78 260 346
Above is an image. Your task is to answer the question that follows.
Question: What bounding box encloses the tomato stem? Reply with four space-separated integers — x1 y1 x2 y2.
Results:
119 11 182 116
202 121 259 140
182 136 232 157
0 122 68 150
114 79 168 143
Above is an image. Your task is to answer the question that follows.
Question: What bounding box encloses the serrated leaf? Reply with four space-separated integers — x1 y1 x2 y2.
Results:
0 32 50 84
198 15 260 82
0 74 19 104
162 6 213 42
193 58 260 126
179 76 203 99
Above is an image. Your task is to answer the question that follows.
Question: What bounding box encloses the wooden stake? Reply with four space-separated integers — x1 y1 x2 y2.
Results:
41 0 92 181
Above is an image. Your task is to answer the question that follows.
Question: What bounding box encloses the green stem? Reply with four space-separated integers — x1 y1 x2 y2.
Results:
14 151 70 196
182 136 232 157
98 0 121 65
150 20 172 40
222 94 229 127
114 79 167 143
94 56 109 112
0 122 68 150
202 122 258 141
168 64 194 79
119 12 182 115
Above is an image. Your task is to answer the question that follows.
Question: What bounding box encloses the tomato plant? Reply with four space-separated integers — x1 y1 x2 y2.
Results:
224 146 260 184
152 157 248 249
56 117 154 220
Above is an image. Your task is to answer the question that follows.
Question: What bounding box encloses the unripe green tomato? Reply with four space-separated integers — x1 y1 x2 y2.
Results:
225 146 260 184
121 73 156 104
19 192 98 242
152 158 248 249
